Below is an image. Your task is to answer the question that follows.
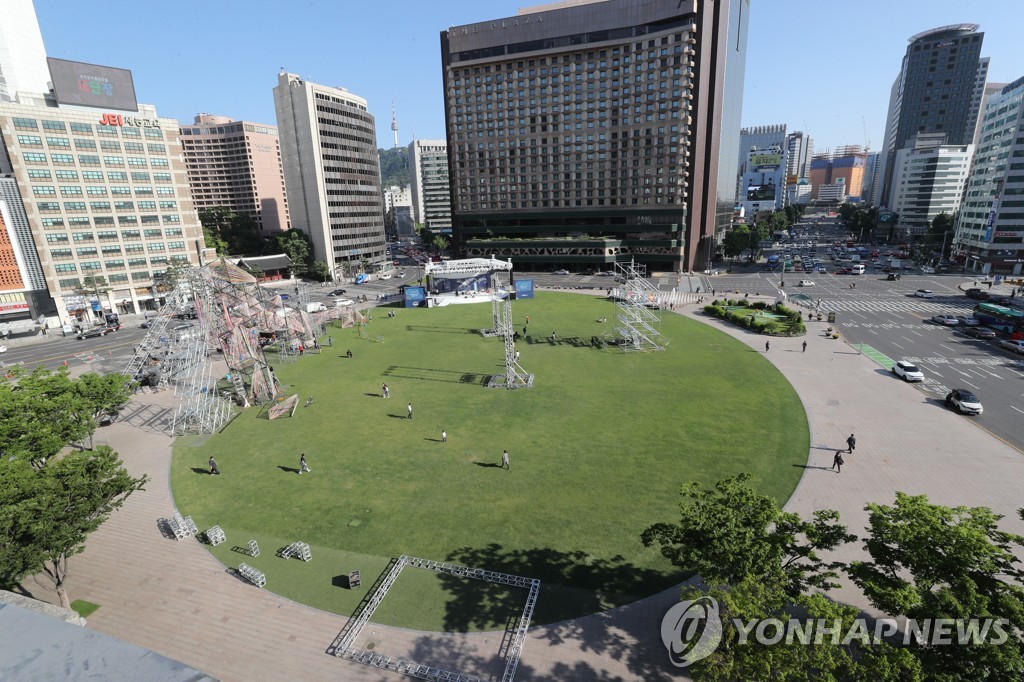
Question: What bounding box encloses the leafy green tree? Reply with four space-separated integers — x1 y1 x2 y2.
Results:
311 260 331 282
0 446 147 607
0 367 96 466
642 473 855 596
722 225 752 260
432 235 450 257
847 494 1024 680
74 373 132 448
198 206 232 255
685 574 922 682
198 207 263 256
270 229 312 276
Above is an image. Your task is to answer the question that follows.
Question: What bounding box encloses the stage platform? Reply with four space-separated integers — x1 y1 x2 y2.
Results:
429 291 510 307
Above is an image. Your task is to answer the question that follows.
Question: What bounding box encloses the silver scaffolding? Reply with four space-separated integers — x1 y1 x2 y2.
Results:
328 555 540 682
611 260 668 352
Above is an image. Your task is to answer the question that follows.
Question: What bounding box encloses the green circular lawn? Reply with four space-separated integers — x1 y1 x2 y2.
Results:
170 292 808 631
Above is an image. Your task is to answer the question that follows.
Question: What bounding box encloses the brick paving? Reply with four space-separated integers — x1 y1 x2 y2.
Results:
25 297 1024 681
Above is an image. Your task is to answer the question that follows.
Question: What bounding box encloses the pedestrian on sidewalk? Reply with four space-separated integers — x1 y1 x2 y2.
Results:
832 451 844 473
299 453 311 474
407 402 413 419
802 340 807 353
209 457 220 475
441 429 447 443
847 433 856 453
501 449 510 469
765 340 770 352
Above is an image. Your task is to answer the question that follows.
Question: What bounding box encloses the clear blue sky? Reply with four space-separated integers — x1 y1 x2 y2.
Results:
34 0 1019 155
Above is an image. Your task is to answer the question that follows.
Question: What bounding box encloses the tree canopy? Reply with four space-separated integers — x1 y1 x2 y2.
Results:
378 147 409 189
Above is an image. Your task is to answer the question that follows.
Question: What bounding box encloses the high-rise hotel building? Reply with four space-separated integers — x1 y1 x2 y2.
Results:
0 67 211 325
440 0 748 272
179 114 290 235
273 70 387 275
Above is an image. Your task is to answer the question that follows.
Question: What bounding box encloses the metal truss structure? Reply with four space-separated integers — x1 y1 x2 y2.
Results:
123 259 363 436
611 260 668 352
482 273 532 389
328 555 540 682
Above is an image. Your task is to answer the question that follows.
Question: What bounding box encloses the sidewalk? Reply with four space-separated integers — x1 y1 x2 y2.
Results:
27 296 1024 681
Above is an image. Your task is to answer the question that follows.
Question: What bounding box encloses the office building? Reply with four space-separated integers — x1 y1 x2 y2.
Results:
273 70 387 275
0 0 50 103
440 0 749 272
785 179 812 205
890 133 972 236
737 124 786 180
383 185 411 215
179 114 290 235
808 154 831 199
738 144 786 215
784 131 813 179
809 146 867 202
817 180 847 204
879 24 987 207
408 139 452 232
861 152 881 207
954 76 1024 275
0 85 212 324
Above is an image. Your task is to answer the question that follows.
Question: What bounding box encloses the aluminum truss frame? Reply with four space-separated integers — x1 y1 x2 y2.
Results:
612 260 668 352
328 555 540 682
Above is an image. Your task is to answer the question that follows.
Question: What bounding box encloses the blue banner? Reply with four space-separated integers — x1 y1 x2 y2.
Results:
403 286 426 308
514 279 535 299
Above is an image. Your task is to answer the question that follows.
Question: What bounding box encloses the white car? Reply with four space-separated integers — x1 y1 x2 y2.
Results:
891 360 924 382
0 344 6 353
915 289 934 298
553 269 570 275
333 298 355 307
997 339 1024 355
920 266 935 274
379 273 393 280
931 314 959 326
797 280 815 287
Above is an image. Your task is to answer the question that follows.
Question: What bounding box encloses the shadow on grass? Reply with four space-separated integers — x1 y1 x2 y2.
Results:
473 462 502 468
382 365 490 386
404 325 478 335
387 414 408 419
793 463 833 471
278 466 300 474
428 543 683 681
364 392 382 398
190 467 211 475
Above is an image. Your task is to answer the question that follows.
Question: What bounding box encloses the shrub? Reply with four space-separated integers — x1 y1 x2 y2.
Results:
750 301 769 310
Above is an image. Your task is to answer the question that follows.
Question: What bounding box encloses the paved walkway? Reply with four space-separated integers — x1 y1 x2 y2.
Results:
26 297 1024 681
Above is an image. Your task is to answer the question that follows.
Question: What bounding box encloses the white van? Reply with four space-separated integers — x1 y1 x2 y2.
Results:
850 264 866 275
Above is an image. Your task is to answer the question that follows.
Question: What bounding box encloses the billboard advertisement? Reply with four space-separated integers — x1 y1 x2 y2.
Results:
746 183 777 201
514 279 535 299
47 57 138 111
750 153 782 170
403 286 426 308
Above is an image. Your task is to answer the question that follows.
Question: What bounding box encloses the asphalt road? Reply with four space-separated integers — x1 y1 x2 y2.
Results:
1 324 148 374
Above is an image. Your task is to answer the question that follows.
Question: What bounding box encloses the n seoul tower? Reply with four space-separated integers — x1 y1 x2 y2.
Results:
391 102 398 148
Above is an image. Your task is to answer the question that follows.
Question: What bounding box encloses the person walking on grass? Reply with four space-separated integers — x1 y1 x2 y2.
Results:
832 451 844 473
209 457 220 475
407 402 413 419
299 453 311 474
501 449 510 470
382 383 389 399
442 429 447 443
847 433 856 454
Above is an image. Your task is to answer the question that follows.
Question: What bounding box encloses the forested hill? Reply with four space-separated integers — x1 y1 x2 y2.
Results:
378 147 409 188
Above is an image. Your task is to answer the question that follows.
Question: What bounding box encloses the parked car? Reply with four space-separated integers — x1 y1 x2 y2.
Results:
0 345 6 353
580 269 595 276
553 269 570 275
963 326 996 340
597 271 616 277
997 339 1024 354
955 315 980 327
945 389 983 415
915 289 934 298
931 314 959 326
797 280 815 287
891 360 924 382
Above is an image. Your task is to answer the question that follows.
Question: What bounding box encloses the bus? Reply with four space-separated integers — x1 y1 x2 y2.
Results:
973 302 1024 338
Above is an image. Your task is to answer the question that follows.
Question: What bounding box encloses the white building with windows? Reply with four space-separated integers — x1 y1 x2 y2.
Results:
274 71 387 273
408 139 451 232
0 0 50 103
954 76 1024 275
890 133 973 236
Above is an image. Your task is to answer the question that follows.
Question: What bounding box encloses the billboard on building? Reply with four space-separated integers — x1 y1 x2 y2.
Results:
47 58 138 111
746 183 777 201
750 153 782 170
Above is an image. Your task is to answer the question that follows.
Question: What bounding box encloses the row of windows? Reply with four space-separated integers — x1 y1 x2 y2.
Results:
13 117 164 139
31 185 178 200
36 203 182 222
44 227 182 241
21 152 170 168
51 243 187 258
23 168 171 183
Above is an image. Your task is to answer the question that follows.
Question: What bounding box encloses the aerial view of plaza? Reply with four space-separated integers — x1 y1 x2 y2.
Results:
2 0 1024 680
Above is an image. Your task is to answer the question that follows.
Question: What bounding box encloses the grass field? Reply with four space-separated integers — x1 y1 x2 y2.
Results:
170 292 808 631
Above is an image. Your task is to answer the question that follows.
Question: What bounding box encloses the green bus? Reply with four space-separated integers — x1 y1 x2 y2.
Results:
973 302 1024 337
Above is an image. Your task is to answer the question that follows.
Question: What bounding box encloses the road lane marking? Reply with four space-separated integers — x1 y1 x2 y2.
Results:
940 344 959 352
962 380 980 389
1011 405 1024 415
892 342 905 349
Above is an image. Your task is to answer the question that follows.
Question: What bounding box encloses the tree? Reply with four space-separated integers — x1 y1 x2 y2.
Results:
198 206 232 255
74 373 132 448
0 367 96 466
152 259 191 294
432 235 450 257
0 446 147 607
198 207 263 256
847 493 1024 680
271 229 312 276
378 147 409 189
642 474 854 596
311 260 331 282
722 225 752 260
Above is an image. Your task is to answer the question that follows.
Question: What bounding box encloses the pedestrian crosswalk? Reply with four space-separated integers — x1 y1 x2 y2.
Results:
816 299 975 314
